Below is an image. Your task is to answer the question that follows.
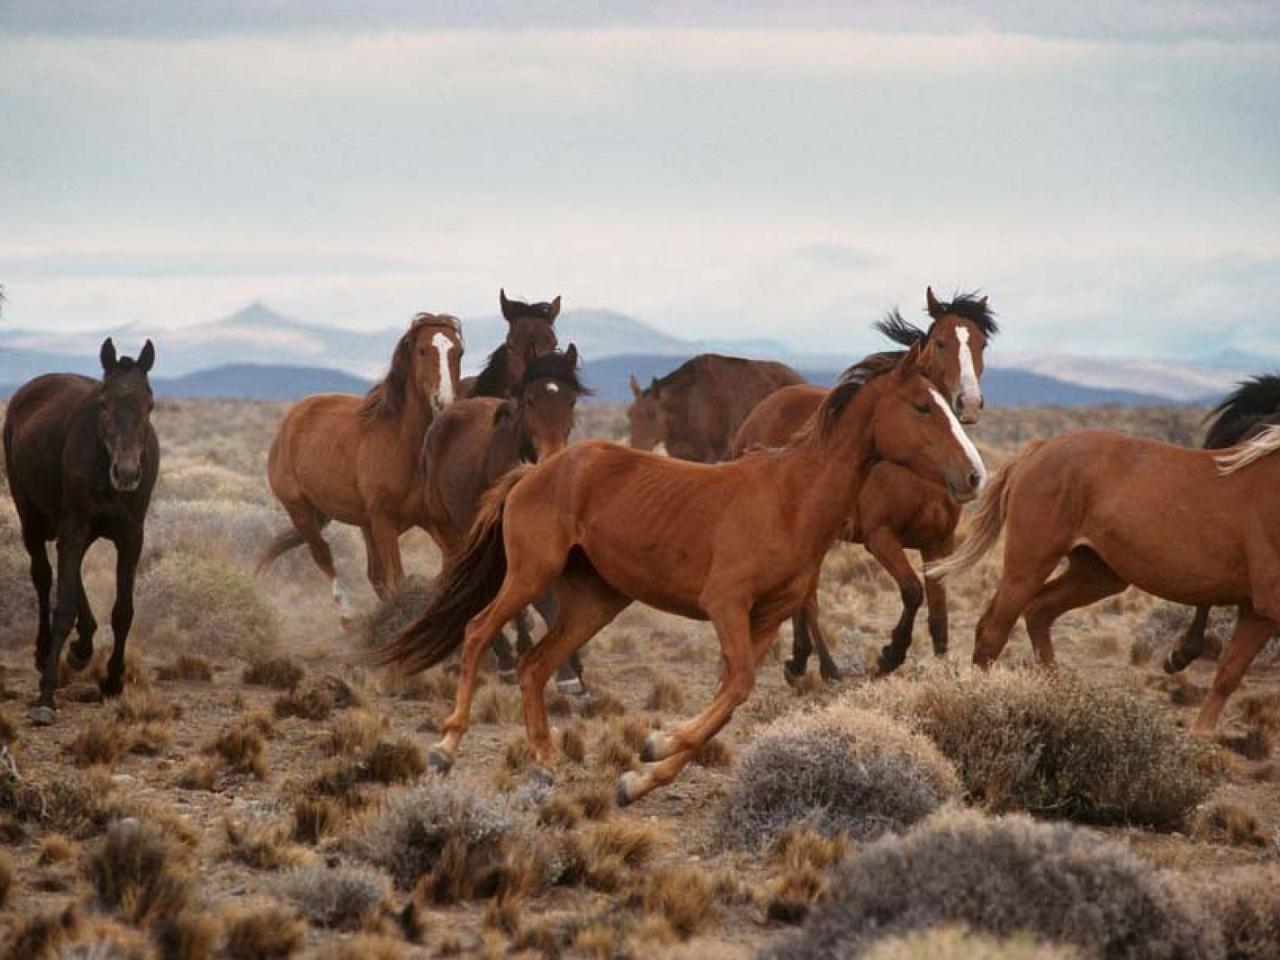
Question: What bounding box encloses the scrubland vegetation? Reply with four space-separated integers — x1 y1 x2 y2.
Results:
2 399 1279 958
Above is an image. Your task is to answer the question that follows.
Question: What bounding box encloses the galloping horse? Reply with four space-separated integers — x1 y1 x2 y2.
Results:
1166 374 1280 673
627 354 804 462
732 289 996 680
460 290 560 399
423 347 590 692
928 425 1280 737
259 313 463 615
380 343 986 805
4 339 159 723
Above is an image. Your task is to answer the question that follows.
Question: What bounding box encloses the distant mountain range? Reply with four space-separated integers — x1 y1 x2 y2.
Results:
1 301 1270 406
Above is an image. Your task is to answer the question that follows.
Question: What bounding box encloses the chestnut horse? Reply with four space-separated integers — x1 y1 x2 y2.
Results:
732 289 996 680
423 347 590 692
459 289 560 399
928 426 1280 737
380 342 986 805
4 339 159 723
1166 374 1280 673
259 313 463 616
627 354 804 462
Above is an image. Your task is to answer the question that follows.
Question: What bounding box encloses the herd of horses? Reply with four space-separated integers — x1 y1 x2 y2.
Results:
4 287 1280 805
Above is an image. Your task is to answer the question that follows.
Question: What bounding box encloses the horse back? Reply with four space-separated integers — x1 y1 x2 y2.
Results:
731 383 826 456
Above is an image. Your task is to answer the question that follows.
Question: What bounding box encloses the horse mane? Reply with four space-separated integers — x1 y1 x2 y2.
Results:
506 299 559 321
817 351 903 437
1216 424 1280 476
521 350 593 396
358 314 434 422
1204 374 1280 450
472 344 512 398
874 309 928 347
874 292 999 349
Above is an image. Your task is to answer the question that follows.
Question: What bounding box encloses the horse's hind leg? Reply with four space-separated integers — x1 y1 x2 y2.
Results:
1023 547 1127 666
974 556 1062 668
1165 606 1212 674
530 591 588 696
66 580 97 671
286 501 354 622
784 606 814 684
368 513 405 599
21 526 53 674
1191 607 1274 737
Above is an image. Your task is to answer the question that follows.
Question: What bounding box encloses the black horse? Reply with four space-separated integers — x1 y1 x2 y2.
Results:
1165 373 1280 673
460 289 560 399
3 339 159 723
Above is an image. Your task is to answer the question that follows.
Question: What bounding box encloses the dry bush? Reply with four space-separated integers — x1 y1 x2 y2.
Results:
580 691 626 719
636 865 715 940
1203 866 1280 960
134 550 278 657
281 864 390 930
115 688 181 723
714 703 960 849
322 935 406 960
693 737 733 768
243 655 304 690
581 819 665 869
853 665 1214 829
86 818 194 925
475 685 523 725
3 904 156 960
152 910 219 960
143 499 278 569
646 678 686 712
361 576 433 649
558 723 587 764
0 849 11 908
764 828 849 924
155 461 267 504
292 796 343 844
364 737 426 784
223 818 308 870
155 653 214 683
571 783 613 821
862 927 1081 960
202 718 268 779
360 780 521 889
69 716 129 769
0 517 32 650
1193 802 1271 848
329 708 384 755
273 678 335 721
221 904 306 960
0 765 113 836
38 832 78 865
765 809 1220 960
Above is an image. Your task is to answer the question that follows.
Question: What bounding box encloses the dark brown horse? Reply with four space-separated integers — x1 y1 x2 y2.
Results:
459 290 560 399
259 313 463 617
628 354 804 463
1165 374 1280 673
380 343 986 805
4 339 159 724
928 425 1280 738
732 289 997 680
423 347 589 692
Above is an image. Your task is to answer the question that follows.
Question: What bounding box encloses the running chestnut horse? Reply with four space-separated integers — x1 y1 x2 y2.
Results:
928 425 1280 738
4 340 159 724
627 354 804 462
733 289 996 680
1165 374 1280 673
459 290 560 399
259 313 463 615
380 343 986 805
423 347 590 693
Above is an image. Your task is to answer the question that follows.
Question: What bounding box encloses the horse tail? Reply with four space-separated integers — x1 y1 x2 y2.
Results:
377 464 534 673
925 440 1042 581
255 515 329 575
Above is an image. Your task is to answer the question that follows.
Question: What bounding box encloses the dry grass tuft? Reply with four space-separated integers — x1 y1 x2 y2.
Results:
715 703 959 849
1219 725 1276 762
502 732 535 773
645 678 686 713
594 728 637 774
69 717 129 769
363 738 426 784
1202 865 1280 960
116 687 181 723
539 794 584 830
763 827 849 924
581 819 665 869
3 905 157 960
0 849 10 908
223 817 309 870
635 865 714 940
580 691 626 719
243 655 305 691
37 832 78 866
322 934 406 960
475 685 524 725
282 864 390 930
155 653 214 683
202 718 269 779
558 723 587 764
765 809 1219 960
221 904 307 960
176 755 221 791
86 818 194 924
1193 802 1271 847
329 708 384 756
292 795 343 844
152 910 219 960
861 926 1081 960
693 737 733 768
853 665 1214 829
571 783 613 821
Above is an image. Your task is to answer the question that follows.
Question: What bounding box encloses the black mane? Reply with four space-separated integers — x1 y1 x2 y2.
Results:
505 297 558 321
874 309 928 347
930 290 999 337
818 351 902 437
472 344 512 398
522 350 592 396
1204 374 1280 450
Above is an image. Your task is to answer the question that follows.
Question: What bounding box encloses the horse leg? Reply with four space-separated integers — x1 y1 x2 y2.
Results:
784 606 814 685
22 527 53 674
66 580 97 671
1191 607 1275 737
493 625 520 685
100 532 141 699
1022 547 1128 666
360 525 384 597
531 590 586 696
1165 606 1212 674
285 501 353 623
922 538 954 656
973 557 1062 668
621 603 764 805
32 525 90 723
369 513 404 599
865 527 923 676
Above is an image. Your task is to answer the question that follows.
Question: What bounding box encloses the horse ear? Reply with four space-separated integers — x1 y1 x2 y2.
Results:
100 338 117 373
978 295 988 309
500 288 515 323
629 374 642 399
547 296 561 323
565 343 578 367
926 286 942 317
137 340 155 374
898 340 925 381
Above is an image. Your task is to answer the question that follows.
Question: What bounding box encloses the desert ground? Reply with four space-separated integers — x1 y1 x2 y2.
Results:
2 399 1278 959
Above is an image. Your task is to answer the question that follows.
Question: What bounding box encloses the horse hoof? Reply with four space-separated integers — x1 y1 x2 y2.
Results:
616 771 642 808
1163 654 1186 675
555 677 586 697
875 653 904 677
28 705 56 726
498 669 518 686
782 663 805 687
99 674 124 699
819 665 843 683
641 731 665 764
427 746 454 774
67 646 93 672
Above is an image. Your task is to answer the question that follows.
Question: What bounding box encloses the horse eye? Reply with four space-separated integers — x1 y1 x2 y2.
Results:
915 402 932 415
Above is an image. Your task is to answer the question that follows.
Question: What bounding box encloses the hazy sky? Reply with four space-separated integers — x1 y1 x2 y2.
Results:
2 2 1278 359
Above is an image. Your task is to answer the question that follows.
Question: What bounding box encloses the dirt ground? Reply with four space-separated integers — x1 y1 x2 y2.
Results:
1 399 1277 958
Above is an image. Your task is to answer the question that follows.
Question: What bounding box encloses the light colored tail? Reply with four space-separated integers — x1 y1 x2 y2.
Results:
925 440 1042 581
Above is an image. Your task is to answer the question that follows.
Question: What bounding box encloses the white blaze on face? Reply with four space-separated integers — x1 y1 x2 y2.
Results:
431 332 456 408
929 387 987 490
546 382 559 393
954 326 982 414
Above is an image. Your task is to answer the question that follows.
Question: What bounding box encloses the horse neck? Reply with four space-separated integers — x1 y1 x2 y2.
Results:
394 383 434 447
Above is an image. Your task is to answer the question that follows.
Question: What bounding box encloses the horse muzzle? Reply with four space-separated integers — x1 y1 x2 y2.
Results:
109 462 143 492
955 395 984 426
947 469 984 504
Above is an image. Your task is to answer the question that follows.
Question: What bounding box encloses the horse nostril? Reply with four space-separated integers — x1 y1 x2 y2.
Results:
968 471 982 491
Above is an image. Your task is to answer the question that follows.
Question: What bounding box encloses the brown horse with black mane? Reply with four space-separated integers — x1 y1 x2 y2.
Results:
4 339 159 723
928 424 1280 738
460 289 560 399
733 289 997 680
423 346 590 692
628 354 805 462
380 342 986 804
259 313 463 616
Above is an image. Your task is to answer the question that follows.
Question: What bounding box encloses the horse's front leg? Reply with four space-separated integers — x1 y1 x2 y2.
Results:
369 513 404 599
101 530 142 699
32 525 91 723
864 527 922 675
1165 606 1212 674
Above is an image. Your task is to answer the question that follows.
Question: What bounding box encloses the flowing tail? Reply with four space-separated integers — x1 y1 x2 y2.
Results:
925 440 1042 581
255 516 330 576
376 465 534 673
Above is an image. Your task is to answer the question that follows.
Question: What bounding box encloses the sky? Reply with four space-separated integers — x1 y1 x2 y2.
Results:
1 2 1278 361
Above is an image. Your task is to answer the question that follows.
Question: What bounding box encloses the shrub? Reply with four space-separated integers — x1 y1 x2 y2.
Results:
0 849 11 908
155 653 214 683
243 656 304 690
203 718 269 779
282 864 389 929
155 461 268 504
862 927 1081 960
221 904 306 960
134 550 278 657
852 665 1214 828
144 499 279 568
714 703 960 848
0 532 30 650
1202 865 1280 960
766 809 1220 960
360 577 433 650
360 779 520 890
86 818 194 925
